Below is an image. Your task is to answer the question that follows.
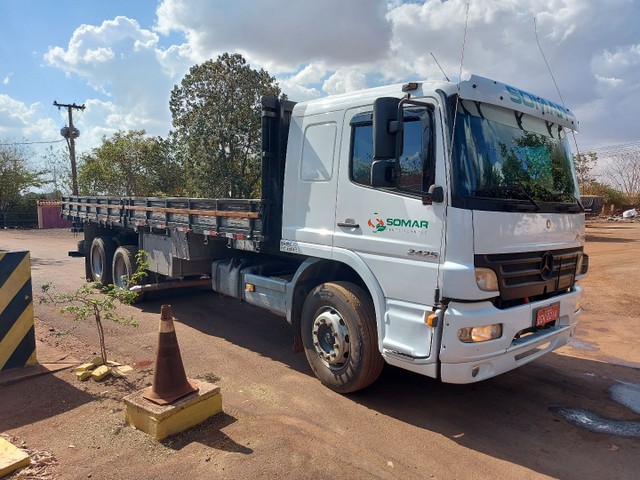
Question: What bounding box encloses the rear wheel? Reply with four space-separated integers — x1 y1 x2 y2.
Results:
89 237 116 285
112 245 138 289
301 281 384 393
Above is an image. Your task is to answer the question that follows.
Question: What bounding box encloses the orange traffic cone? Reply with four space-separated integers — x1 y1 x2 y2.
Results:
143 305 198 405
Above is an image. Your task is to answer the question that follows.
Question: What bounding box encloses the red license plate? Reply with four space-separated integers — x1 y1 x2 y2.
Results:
534 303 560 327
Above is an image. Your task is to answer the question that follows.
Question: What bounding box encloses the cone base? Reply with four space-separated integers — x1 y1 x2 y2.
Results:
124 379 222 440
142 381 198 405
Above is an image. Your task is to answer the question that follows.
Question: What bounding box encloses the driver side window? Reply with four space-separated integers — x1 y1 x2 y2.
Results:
350 108 432 193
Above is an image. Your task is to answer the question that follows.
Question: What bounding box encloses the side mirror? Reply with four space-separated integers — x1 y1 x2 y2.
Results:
373 97 400 159
371 160 395 187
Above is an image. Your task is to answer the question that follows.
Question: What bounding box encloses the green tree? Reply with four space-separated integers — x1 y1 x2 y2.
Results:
41 145 73 199
40 251 148 366
78 130 181 196
573 151 598 193
0 143 45 227
583 181 628 209
169 53 284 198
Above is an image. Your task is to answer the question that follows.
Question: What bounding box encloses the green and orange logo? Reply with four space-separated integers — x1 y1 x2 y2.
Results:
368 215 386 233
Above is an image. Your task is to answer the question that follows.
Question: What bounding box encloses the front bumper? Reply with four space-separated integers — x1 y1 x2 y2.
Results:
439 286 582 383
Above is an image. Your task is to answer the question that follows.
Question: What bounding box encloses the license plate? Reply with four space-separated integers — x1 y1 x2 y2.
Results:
534 303 560 327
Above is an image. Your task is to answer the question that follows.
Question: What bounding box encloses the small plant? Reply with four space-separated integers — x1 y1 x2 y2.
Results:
40 250 149 367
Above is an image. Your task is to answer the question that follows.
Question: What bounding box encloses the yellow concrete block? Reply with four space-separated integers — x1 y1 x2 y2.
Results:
111 365 133 377
123 379 222 440
75 362 95 373
91 365 111 381
0 438 30 477
76 370 93 381
91 356 104 366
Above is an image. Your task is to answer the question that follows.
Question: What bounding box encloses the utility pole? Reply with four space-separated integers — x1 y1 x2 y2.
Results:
54 101 85 195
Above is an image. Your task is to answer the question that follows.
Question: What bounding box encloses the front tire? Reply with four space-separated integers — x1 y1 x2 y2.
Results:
301 281 384 393
89 237 116 285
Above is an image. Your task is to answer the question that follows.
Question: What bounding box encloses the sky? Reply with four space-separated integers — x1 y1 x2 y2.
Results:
1 0 639 173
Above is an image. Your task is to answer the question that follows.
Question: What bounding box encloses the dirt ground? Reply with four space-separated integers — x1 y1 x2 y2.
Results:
0 221 639 480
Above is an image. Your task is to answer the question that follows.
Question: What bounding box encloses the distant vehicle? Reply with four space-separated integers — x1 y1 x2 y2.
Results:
580 195 604 215
62 75 588 393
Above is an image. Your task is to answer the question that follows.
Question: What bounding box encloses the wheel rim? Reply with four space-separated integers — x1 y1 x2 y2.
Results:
91 247 104 279
311 308 350 368
113 256 128 288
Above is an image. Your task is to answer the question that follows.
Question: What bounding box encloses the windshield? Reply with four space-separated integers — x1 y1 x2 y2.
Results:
451 99 581 212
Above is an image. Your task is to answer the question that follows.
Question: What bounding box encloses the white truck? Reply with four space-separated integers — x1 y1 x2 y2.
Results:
62 75 588 393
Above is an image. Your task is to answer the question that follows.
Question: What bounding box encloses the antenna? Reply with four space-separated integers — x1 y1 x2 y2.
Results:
534 17 566 108
430 52 450 82
448 0 471 158
533 17 581 155
438 0 471 297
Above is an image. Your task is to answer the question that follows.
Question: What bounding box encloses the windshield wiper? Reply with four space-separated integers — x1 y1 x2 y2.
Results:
531 184 584 212
473 184 540 212
553 194 584 213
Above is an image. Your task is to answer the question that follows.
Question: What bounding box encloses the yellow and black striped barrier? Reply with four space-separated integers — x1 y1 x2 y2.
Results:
0 251 37 371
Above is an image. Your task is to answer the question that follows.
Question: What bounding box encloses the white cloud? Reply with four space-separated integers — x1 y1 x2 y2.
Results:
592 44 640 77
0 95 59 142
155 43 193 78
595 75 624 88
323 69 368 96
44 16 185 137
155 0 391 70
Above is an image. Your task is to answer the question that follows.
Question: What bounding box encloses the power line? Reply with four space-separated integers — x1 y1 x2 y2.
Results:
0 139 67 146
589 141 640 158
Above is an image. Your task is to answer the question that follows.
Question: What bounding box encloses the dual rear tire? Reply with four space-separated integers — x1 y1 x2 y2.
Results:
89 237 137 289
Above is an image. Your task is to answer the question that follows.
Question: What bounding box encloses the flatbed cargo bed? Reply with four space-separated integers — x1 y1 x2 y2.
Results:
61 196 268 251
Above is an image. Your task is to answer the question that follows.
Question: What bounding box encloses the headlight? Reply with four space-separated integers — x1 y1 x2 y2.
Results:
458 324 503 343
475 267 499 292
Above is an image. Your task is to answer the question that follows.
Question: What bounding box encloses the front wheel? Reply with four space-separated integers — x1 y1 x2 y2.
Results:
301 281 384 393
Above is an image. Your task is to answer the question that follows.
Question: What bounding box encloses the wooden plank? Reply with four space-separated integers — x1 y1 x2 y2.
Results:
62 201 261 219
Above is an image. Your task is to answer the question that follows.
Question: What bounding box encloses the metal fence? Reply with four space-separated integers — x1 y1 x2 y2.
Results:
2 210 39 229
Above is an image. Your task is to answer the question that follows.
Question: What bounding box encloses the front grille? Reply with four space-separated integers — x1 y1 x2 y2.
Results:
475 247 582 301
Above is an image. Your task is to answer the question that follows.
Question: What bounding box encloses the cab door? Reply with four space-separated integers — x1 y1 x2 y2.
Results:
333 103 445 359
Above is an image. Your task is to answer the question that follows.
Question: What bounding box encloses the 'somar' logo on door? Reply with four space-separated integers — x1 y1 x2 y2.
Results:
368 213 430 235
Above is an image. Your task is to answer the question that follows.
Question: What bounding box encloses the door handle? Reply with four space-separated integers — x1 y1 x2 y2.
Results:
337 222 360 228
